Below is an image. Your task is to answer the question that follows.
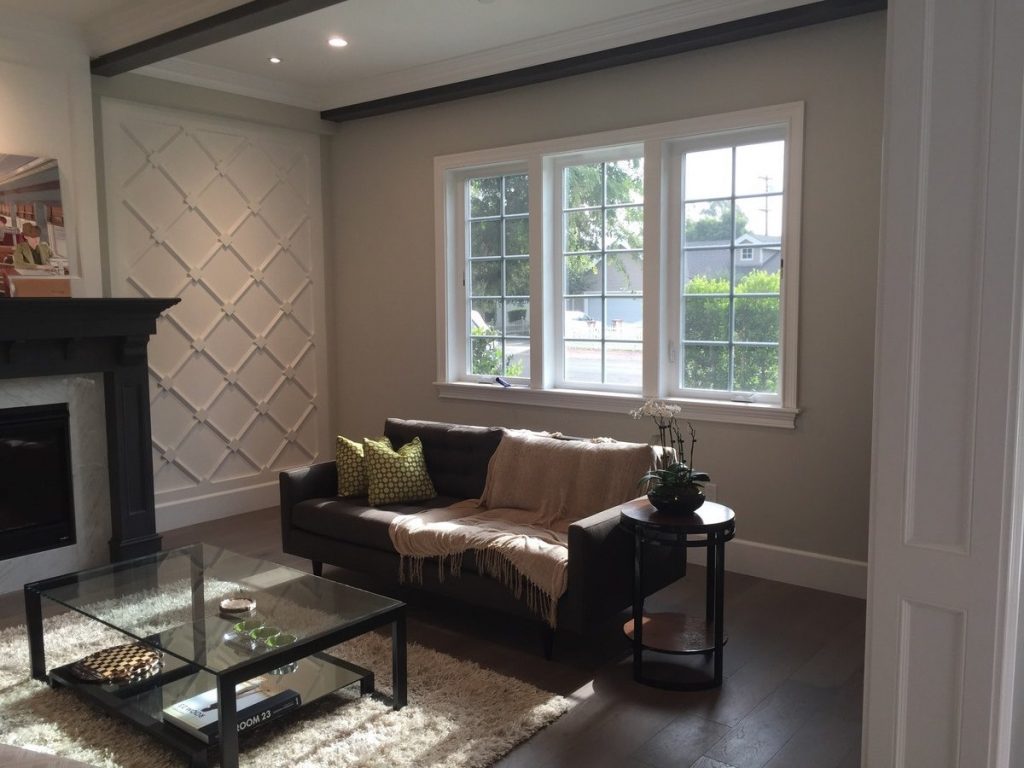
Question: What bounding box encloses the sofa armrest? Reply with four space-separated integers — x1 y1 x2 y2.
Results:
565 501 638 630
280 461 337 546
565 497 684 632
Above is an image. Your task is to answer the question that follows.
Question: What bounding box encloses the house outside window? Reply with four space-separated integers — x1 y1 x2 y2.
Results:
436 104 803 428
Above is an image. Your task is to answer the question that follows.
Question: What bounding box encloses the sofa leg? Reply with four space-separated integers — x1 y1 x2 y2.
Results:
542 625 555 660
312 560 323 577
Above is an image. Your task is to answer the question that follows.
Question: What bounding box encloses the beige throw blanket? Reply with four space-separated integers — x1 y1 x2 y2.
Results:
388 432 655 626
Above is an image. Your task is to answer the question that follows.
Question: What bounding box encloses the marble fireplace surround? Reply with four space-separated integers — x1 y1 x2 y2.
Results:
0 298 176 577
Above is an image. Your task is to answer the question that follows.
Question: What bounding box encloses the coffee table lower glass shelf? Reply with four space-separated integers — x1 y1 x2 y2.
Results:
24 544 407 768
48 650 372 763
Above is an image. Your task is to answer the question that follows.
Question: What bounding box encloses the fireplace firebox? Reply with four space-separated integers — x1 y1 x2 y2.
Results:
0 403 74 560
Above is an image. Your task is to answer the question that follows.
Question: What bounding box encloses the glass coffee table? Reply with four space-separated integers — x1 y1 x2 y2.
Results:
24 544 406 768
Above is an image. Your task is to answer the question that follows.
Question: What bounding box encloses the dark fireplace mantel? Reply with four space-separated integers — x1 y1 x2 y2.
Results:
0 298 178 561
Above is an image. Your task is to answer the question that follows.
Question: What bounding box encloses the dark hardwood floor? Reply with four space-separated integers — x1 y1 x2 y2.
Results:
0 507 865 768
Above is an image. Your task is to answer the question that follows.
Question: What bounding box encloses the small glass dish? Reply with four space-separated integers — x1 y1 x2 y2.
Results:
250 626 281 643
233 619 263 634
265 632 296 648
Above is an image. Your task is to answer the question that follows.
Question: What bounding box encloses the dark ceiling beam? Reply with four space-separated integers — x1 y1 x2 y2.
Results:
91 0 349 77
322 0 886 123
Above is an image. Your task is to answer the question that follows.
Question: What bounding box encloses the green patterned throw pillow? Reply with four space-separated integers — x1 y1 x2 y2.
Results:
336 435 391 497
364 436 437 505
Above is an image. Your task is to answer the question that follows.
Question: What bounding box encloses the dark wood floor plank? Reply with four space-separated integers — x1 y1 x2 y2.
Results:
791 612 866 688
509 696 680 768
826 666 866 723
703 680 837 768
633 711 733 768
761 711 861 768
690 757 740 768
837 741 863 768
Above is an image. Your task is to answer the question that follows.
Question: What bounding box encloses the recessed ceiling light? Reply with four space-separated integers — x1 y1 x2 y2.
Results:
268 56 282 64
328 36 348 48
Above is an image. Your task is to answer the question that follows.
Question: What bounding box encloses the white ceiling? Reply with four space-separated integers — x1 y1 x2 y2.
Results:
0 0 812 112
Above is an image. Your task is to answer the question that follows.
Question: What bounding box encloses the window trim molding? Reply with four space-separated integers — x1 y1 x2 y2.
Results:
434 102 804 427
435 380 798 428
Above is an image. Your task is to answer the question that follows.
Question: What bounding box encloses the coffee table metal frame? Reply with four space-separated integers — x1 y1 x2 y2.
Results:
621 499 736 691
24 545 406 768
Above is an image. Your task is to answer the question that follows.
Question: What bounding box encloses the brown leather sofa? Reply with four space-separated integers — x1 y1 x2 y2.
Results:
280 418 681 655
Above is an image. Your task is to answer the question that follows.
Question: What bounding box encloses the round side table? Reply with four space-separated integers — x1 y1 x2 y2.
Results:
620 499 736 690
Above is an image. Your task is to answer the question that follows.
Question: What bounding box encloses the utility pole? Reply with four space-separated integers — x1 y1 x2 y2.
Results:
757 175 771 235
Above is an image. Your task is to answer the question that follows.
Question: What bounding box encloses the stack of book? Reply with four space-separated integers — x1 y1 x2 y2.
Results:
162 677 300 743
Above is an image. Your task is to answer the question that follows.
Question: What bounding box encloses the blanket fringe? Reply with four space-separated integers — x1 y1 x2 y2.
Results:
398 555 425 585
398 550 558 628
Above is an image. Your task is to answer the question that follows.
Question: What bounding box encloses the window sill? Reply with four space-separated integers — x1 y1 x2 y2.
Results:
435 382 799 428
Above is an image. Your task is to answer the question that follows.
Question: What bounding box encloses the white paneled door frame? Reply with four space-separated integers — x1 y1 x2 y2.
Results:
864 1 1024 766
101 98 329 529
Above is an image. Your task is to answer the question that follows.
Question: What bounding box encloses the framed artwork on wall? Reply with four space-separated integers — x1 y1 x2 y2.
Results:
0 154 71 297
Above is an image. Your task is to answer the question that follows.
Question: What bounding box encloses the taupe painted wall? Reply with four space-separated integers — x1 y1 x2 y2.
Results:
330 13 885 562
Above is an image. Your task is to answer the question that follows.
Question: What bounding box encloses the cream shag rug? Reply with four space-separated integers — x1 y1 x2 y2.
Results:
0 595 571 768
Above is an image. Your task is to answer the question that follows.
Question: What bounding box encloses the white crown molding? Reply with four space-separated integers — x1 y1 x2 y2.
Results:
85 0 247 57
135 59 325 111
139 0 812 111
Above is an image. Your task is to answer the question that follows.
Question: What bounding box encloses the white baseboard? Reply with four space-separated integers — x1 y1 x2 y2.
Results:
156 480 279 532
687 537 868 599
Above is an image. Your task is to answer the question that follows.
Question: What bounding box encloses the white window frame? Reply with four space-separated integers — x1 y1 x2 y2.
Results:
665 124 798 409
434 103 803 428
453 164 531 384
552 144 645 393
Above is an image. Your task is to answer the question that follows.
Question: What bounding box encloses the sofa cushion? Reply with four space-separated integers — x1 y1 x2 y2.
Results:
365 436 437 505
290 495 462 552
336 435 389 497
384 418 504 499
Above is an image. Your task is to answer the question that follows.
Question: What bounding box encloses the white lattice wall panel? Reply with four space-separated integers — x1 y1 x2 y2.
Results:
102 100 328 526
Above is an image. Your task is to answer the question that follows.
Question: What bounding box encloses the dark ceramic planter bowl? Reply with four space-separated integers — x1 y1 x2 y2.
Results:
647 487 706 515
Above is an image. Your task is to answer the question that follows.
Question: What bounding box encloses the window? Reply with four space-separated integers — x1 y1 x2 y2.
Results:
677 137 785 401
464 173 530 379
436 104 802 428
560 155 644 388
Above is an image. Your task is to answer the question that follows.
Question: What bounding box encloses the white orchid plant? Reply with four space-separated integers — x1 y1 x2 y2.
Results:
630 399 709 493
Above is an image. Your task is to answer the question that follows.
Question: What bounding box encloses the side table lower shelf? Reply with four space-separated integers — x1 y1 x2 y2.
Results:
624 613 728 655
